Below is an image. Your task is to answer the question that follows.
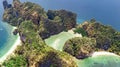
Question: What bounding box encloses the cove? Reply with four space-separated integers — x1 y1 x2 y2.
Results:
45 31 82 51
45 31 120 67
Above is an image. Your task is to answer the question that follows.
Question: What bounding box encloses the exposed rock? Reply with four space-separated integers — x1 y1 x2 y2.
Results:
13 0 21 9
63 37 96 59
77 21 115 50
3 0 12 9
3 0 77 39
75 20 120 55
19 33 26 43
47 10 77 30
13 29 18 35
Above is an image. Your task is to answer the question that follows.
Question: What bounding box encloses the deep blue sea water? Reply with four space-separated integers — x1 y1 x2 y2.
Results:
18 0 120 31
1 0 120 30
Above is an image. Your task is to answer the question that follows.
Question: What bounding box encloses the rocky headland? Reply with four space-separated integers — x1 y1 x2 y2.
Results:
63 19 120 59
3 0 76 39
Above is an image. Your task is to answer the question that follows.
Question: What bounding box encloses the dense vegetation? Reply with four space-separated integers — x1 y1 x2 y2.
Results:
2 20 77 67
3 55 27 67
3 0 76 39
108 32 120 55
2 0 78 67
2 0 120 67
64 37 96 59
64 19 120 59
74 28 87 37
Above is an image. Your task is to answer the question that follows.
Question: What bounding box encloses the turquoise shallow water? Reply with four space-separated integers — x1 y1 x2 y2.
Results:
0 0 19 57
0 22 8 48
0 0 120 66
45 31 81 51
0 22 18 58
76 55 120 67
45 32 120 67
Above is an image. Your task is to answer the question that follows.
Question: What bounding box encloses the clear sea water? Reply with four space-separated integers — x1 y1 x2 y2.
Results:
0 0 120 66
20 0 120 31
0 0 18 57
1 0 120 30
45 31 81 51
45 31 120 67
0 22 18 57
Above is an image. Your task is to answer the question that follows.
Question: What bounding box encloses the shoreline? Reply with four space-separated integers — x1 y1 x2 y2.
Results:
68 29 82 37
92 51 120 57
0 27 21 63
0 35 21 63
45 29 82 51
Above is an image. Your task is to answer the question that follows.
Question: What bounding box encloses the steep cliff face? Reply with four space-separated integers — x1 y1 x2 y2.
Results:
3 0 47 26
3 0 77 39
78 21 115 50
47 10 77 30
3 0 12 9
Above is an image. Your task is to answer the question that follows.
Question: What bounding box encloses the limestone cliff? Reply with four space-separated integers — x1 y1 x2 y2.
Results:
63 20 120 59
3 0 76 39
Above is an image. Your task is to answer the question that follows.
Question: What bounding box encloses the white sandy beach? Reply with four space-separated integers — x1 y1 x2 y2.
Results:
92 51 120 57
0 36 21 63
0 27 21 63
45 29 82 51
68 29 82 37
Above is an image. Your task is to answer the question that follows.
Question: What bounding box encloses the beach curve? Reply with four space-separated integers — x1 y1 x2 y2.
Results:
92 51 120 57
0 27 21 63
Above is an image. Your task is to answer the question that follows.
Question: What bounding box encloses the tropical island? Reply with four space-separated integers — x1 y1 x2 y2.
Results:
0 0 120 67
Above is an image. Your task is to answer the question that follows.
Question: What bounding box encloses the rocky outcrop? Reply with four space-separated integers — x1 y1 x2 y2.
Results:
47 10 77 30
63 37 96 59
13 29 18 35
3 0 77 39
78 21 115 50
33 51 77 67
5 21 77 67
74 20 120 56
3 0 12 9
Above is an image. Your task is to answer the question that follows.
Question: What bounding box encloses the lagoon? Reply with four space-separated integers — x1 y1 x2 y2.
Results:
45 31 120 67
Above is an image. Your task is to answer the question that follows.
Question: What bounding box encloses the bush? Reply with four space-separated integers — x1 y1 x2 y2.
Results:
74 28 87 37
3 55 27 67
63 37 96 59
